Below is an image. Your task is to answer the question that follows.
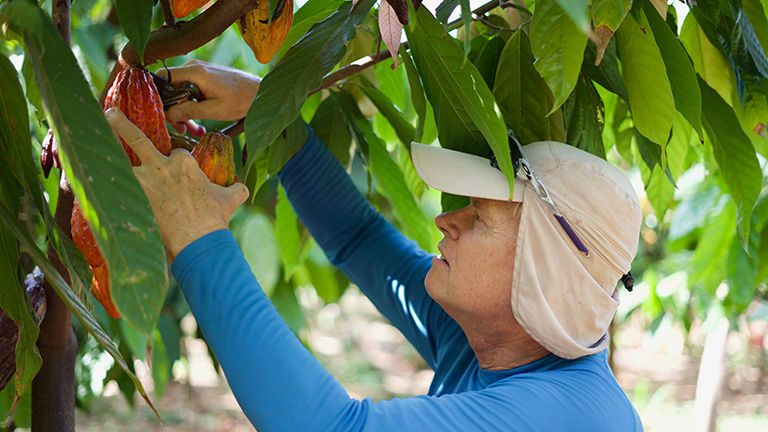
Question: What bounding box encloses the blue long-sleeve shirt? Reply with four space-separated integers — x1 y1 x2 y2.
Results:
171 128 643 431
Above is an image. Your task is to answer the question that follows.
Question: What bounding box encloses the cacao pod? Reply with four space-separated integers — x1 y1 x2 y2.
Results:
0 268 47 391
40 129 60 178
103 67 171 166
237 0 294 64
71 202 120 319
169 0 211 18
192 131 236 187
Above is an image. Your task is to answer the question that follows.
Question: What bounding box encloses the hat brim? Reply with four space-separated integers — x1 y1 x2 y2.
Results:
411 142 524 202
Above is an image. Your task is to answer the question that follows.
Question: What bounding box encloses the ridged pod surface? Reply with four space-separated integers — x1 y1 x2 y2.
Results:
237 0 294 64
71 202 120 319
191 131 236 187
0 268 47 391
103 67 171 166
169 0 211 18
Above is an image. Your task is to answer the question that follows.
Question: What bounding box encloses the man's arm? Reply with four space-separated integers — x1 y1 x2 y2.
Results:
172 233 642 432
278 127 457 367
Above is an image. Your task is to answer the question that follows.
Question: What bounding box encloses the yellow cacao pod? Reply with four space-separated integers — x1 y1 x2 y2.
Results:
237 0 294 64
191 131 236 187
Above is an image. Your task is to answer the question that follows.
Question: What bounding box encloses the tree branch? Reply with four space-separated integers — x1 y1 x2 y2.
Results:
100 0 256 104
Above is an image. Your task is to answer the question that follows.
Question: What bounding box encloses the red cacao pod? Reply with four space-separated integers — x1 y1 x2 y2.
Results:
103 67 171 166
191 131 236 187
0 268 47 391
170 0 211 18
237 0 294 64
71 202 120 319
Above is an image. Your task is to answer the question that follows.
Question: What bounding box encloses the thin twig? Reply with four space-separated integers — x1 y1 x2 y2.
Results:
501 1 532 15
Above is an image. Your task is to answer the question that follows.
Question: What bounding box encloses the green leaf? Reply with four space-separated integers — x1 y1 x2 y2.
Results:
554 0 590 32
615 9 675 146
492 30 553 145
276 185 306 281
2 1 169 334
249 117 308 193
583 40 628 101
360 85 416 148
435 0 459 24
113 0 153 64
643 1 703 137
529 0 588 113
406 7 513 195
458 0 472 57
234 211 279 296
244 0 376 171
679 13 739 108
468 35 506 89
744 0 768 59
564 75 605 159
0 203 159 419
646 114 693 221
735 6 768 78
270 276 306 336
150 327 170 399
592 0 631 31
700 77 762 244
310 96 353 167
688 197 736 292
402 51 427 141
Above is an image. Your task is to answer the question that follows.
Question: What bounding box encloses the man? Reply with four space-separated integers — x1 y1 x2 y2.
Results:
104 60 643 431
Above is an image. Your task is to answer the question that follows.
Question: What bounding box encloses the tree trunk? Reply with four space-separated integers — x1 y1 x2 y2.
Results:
692 317 730 432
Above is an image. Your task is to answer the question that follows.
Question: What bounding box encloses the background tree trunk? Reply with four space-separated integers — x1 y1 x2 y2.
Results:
31 2 77 430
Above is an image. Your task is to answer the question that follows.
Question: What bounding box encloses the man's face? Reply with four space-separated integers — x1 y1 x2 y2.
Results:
425 198 522 322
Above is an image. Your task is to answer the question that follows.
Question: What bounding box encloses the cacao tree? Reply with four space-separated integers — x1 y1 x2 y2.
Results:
0 0 767 429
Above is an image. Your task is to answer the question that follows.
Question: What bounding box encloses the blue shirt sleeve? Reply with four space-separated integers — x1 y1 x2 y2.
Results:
171 230 642 432
277 128 457 368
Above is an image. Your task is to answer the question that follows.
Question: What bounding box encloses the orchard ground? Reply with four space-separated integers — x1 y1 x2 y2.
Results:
72 287 768 432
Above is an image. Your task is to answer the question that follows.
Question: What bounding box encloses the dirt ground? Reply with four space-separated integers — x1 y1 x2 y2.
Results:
74 288 768 431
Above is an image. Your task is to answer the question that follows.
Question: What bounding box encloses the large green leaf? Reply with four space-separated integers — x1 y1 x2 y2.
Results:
744 0 768 57
248 117 308 194
700 77 762 244
554 0 589 32
529 0 588 114
643 1 703 137
468 35 506 90
492 30 553 145
276 185 307 282
645 114 693 221
113 0 153 64
564 75 605 159
591 0 631 31
402 51 427 141
1 1 168 334
233 211 280 296
688 197 736 293
615 9 675 147
735 5 768 78
406 7 513 195
244 0 376 170
679 13 739 108
310 95 353 167
0 203 158 418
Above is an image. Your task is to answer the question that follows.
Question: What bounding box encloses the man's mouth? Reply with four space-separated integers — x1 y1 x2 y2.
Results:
437 254 450 267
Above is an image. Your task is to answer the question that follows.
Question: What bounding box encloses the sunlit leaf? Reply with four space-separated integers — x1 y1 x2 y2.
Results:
554 0 589 32
113 0 153 64
529 0 588 113
615 9 675 146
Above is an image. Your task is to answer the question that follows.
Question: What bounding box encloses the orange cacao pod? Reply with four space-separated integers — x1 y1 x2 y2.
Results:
103 67 171 166
169 0 211 18
237 0 294 64
191 131 236 187
71 202 120 319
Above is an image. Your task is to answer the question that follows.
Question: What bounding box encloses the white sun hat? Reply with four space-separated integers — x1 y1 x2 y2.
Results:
411 140 642 359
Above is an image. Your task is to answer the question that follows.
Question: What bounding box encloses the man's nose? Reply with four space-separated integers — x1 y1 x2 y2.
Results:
434 206 472 240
